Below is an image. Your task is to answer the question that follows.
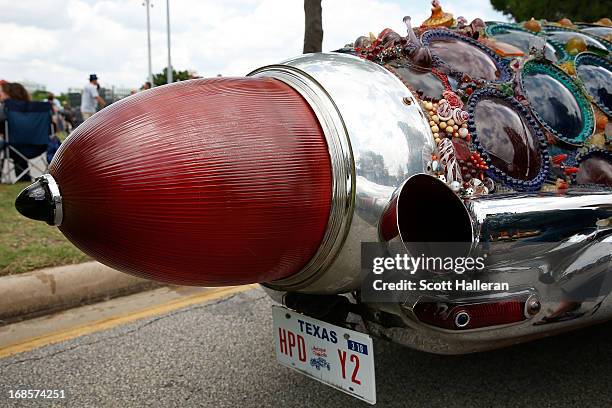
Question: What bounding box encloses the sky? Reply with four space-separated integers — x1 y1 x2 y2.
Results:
0 0 510 93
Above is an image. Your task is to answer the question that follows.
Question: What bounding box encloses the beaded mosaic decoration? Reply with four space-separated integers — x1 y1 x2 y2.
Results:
343 0 612 195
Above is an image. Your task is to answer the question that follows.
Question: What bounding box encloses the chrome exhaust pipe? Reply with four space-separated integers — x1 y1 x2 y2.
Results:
394 174 612 249
389 173 612 346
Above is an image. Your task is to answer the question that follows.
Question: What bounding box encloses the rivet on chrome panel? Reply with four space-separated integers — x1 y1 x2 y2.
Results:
525 296 542 317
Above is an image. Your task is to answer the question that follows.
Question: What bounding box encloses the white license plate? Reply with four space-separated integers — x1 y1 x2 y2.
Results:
272 305 376 404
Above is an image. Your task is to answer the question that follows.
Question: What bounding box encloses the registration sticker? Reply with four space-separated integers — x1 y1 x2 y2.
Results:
272 306 376 404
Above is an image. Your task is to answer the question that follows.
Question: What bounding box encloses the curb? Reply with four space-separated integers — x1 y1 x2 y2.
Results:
0 262 161 324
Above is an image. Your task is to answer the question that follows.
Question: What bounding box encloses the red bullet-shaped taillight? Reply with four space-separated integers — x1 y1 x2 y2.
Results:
42 78 332 286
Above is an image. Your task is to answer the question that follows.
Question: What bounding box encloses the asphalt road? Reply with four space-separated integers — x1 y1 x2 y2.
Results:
1 287 611 407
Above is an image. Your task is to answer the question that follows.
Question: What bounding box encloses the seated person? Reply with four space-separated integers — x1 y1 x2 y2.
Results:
0 82 50 182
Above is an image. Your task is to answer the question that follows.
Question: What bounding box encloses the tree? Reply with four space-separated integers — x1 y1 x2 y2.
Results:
57 93 68 104
490 0 612 23
30 90 67 103
152 67 197 87
303 0 323 53
31 90 49 101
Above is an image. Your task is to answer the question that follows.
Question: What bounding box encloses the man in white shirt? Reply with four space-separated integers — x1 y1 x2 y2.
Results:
80 74 106 120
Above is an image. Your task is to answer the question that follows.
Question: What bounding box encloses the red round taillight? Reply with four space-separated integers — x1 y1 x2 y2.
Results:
50 77 332 286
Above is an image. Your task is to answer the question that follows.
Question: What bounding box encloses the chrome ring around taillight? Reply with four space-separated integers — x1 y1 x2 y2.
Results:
249 64 355 290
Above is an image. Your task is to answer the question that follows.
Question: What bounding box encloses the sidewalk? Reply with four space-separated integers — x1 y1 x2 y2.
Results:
0 262 161 324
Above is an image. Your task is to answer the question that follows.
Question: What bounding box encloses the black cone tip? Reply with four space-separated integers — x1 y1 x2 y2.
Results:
15 179 55 225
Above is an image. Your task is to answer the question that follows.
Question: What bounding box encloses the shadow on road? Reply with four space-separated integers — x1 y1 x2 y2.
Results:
362 320 612 406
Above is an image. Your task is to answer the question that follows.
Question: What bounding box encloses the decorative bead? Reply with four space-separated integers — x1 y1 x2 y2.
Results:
596 113 608 130
439 122 447 129
431 125 440 133
552 154 567 165
556 178 569 189
430 120 435 126
432 115 440 123
424 101 433 111
446 126 453 133
564 167 579 175
452 109 469 125
453 125 459 131
450 181 461 192
433 132 440 138
447 119 455 126
437 99 453 120
565 36 587 55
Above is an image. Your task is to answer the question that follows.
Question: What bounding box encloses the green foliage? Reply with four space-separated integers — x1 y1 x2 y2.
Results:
490 0 612 23
57 93 68 104
152 68 197 87
30 90 48 101
29 91 68 104
0 183 90 276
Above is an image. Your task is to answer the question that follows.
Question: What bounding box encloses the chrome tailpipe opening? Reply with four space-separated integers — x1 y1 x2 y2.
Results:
394 173 612 248
397 174 473 243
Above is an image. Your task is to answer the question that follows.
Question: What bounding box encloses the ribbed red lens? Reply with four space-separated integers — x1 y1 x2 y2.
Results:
456 301 525 329
414 298 527 330
50 77 332 286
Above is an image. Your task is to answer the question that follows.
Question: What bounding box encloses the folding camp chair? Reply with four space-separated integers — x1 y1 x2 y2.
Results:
0 100 53 184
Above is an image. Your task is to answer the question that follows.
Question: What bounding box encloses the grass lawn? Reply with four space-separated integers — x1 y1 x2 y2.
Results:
0 182 90 277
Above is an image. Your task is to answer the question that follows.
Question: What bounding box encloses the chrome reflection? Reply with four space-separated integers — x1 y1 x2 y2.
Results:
381 173 612 353
421 29 512 82
485 23 561 62
575 52 612 116
251 52 434 294
518 60 595 146
544 29 610 52
579 25 612 42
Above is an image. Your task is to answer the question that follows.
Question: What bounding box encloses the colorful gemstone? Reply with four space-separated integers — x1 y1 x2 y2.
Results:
473 97 542 180
522 71 583 140
428 38 501 81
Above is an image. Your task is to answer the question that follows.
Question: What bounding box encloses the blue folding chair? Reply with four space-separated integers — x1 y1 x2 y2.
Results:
1 100 53 183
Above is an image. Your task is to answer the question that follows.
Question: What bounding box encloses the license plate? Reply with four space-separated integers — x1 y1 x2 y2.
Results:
272 305 376 404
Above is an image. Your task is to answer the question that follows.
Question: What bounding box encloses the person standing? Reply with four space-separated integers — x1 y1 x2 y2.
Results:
80 74 105 121
47 92 64 133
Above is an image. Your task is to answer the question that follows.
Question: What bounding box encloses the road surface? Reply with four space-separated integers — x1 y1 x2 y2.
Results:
1 286 611 407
